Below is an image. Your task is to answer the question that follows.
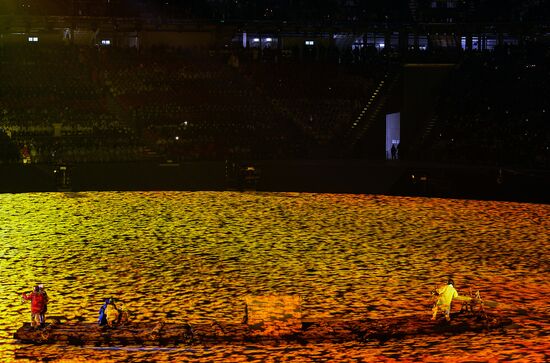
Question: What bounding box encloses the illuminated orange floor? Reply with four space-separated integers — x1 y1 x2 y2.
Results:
1 192 548 362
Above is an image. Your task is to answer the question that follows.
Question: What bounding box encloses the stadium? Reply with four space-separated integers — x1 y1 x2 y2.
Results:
1 2 550 363
1 0 549 200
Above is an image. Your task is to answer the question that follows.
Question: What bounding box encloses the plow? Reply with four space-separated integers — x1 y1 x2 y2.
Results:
14 294 512 346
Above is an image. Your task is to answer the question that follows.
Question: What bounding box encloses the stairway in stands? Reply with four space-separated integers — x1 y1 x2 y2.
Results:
341 70 401 158
408 109 440 161
420 112 439 146
408 0 419 22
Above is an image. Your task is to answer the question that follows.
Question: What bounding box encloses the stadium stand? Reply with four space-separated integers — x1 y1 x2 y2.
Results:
419 44 550 169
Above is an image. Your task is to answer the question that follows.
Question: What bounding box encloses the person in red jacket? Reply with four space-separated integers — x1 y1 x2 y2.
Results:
22 285 49 328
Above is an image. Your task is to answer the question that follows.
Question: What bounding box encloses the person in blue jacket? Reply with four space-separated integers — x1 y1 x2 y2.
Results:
98 298 110 326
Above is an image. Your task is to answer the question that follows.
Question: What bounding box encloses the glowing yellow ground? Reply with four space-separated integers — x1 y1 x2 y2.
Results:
1 191 548 362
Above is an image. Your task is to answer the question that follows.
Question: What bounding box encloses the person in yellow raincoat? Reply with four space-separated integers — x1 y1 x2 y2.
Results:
432 278 459 321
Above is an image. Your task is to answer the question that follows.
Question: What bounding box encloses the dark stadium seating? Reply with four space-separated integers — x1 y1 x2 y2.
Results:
0 35 548 169
0 44 145 163
420 45 550 169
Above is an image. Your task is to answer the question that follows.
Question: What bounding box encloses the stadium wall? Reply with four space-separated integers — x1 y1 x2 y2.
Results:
1 161 548 204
